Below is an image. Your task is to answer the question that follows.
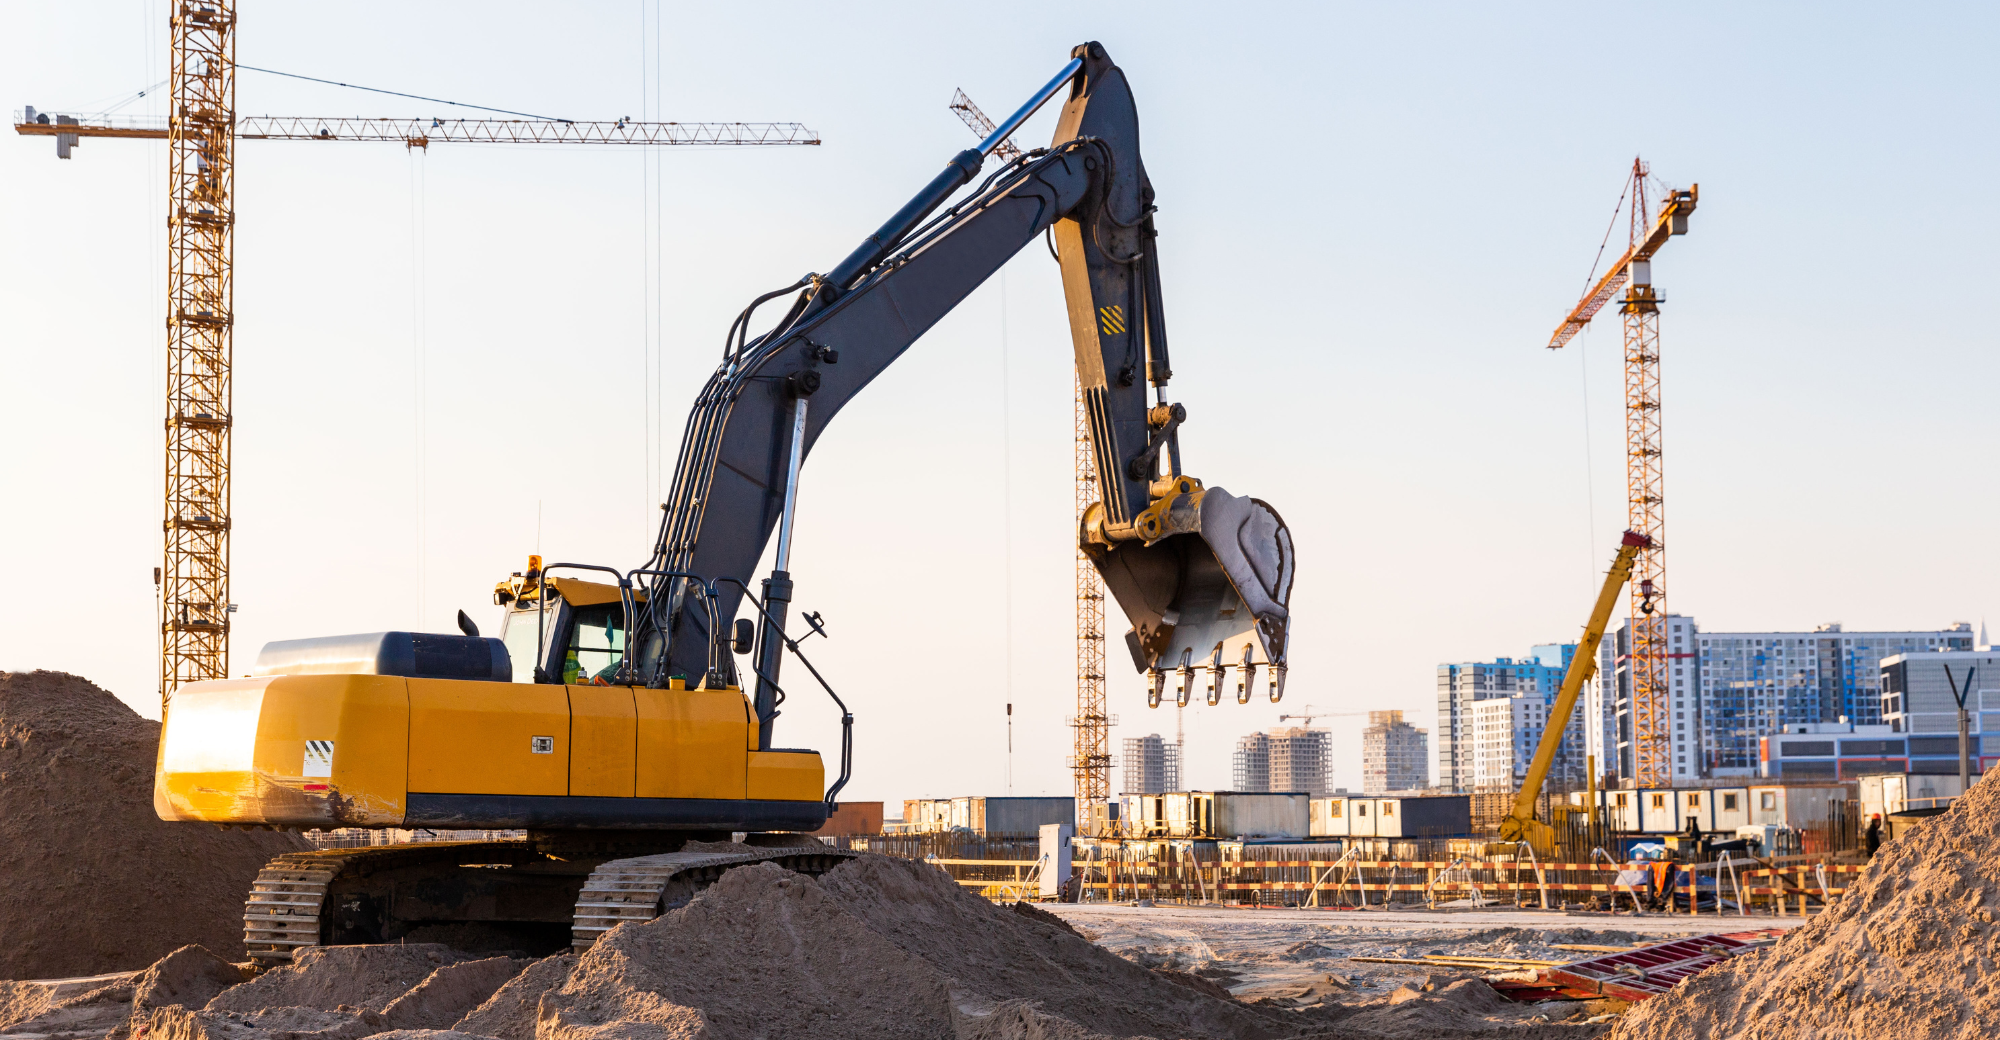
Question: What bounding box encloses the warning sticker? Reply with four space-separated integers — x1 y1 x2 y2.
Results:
303 740 335 778
531 736 555 754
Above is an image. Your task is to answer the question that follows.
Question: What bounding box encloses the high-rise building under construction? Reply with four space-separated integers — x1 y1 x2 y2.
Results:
1119 733 1181 795
1232 727 1333 796
1361 710 1429 793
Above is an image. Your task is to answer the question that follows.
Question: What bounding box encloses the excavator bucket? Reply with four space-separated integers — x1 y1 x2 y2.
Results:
1085 486 1294 707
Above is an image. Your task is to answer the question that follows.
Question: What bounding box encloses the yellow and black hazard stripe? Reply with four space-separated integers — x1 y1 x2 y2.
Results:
1098 304 1125 336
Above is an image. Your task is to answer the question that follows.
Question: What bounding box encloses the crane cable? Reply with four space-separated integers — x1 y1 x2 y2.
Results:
237 64 573 123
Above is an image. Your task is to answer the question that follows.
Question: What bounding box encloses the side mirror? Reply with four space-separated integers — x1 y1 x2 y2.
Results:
732 618 756 655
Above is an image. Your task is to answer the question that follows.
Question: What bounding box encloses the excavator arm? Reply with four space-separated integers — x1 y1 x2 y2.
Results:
631 42 1294 741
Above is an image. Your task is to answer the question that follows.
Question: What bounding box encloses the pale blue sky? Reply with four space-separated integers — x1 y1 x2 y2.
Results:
3 2 1994 804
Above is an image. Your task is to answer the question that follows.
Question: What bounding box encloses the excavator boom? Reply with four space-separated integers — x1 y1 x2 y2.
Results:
631 42 1294 729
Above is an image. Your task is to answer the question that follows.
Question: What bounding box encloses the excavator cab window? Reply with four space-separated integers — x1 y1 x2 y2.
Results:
564 603 627 685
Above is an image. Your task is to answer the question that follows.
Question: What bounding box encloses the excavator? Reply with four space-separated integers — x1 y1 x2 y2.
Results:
151 42 1297 965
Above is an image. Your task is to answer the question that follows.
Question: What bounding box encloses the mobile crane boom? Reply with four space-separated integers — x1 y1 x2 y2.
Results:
1497 530 1653 851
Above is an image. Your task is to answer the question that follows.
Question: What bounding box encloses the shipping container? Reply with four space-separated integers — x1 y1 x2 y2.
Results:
1163 791 1309 839
1748 784 1849 828
977 797 1078 839
1372 794 1471 837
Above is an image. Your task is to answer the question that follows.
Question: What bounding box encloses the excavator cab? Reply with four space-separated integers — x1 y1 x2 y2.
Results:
492 570 638 686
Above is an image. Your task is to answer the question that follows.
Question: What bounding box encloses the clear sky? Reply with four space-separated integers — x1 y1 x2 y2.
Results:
3 2 1994 806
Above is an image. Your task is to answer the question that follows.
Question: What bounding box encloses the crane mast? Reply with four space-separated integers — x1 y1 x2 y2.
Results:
1547 158 1697 788
161 0 237 701
18 4 817 704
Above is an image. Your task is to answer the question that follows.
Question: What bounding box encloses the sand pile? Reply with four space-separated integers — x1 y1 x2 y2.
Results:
537 855 1296 1040
0 671 311 978
1615 770 2000 1040
0 944 244 1039
2 943 540 1040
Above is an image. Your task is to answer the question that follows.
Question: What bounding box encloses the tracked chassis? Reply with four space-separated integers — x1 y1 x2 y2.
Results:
244 839 857 967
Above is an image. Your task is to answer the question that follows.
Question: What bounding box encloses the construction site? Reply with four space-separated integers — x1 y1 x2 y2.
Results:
3 5 1996 1040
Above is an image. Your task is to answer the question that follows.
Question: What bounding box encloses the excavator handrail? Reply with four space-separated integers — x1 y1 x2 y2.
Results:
624 568 725 688
719 576 853 809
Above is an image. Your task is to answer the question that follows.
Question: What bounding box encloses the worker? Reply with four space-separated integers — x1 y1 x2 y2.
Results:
1650 855 1677 911
1685 816 1706 860
1865 814 1883 858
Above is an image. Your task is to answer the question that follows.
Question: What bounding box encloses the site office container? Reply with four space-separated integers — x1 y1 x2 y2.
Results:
1674 788 1747 832
1746 784 1849 828
1583 789 1643 831
904 796 1074 837
1706 788 1751 831
1122 794 1169 838
1164 792 1309 839
1860 773 1981 839
905 798 953 831
1309 795 1374 837
966 796 1076 839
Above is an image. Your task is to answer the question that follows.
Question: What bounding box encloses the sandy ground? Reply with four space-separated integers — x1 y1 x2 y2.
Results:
1048 904 1810 998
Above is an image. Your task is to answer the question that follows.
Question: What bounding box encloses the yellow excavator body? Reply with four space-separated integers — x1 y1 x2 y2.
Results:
155 673 825 830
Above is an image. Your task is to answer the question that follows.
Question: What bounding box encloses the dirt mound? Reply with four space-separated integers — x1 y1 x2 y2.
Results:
1615 770 2000 1040
135 945 248 1014
544 862 954 1040
207 945 475 1015
449 954 573 1040
379 957 530 1031
816 853 1290 1038
0 671 311 979
536 855 1297 1040
148 1004 385 1040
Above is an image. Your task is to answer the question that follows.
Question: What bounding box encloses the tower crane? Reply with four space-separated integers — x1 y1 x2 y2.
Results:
1546 158 1696 789
1277 706 1367 726
950 85 1116 833
15 0 818 703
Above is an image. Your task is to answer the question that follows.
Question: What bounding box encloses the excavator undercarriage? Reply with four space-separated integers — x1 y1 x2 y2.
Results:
243 833 856 966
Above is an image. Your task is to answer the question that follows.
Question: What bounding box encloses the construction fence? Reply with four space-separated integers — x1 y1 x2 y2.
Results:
911 839 1868 916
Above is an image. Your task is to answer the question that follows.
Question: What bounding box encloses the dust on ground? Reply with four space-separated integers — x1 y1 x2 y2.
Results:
0 671 310 979
1613 769 2000 1040
1 854 1628 1040
1050 904 1718 999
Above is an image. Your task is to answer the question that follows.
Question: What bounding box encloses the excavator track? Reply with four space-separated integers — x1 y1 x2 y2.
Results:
243 840 857 967
571 846 858 952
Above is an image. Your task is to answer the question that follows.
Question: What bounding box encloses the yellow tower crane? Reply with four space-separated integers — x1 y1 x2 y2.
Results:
15 0 818 703
1546 158 1696 788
